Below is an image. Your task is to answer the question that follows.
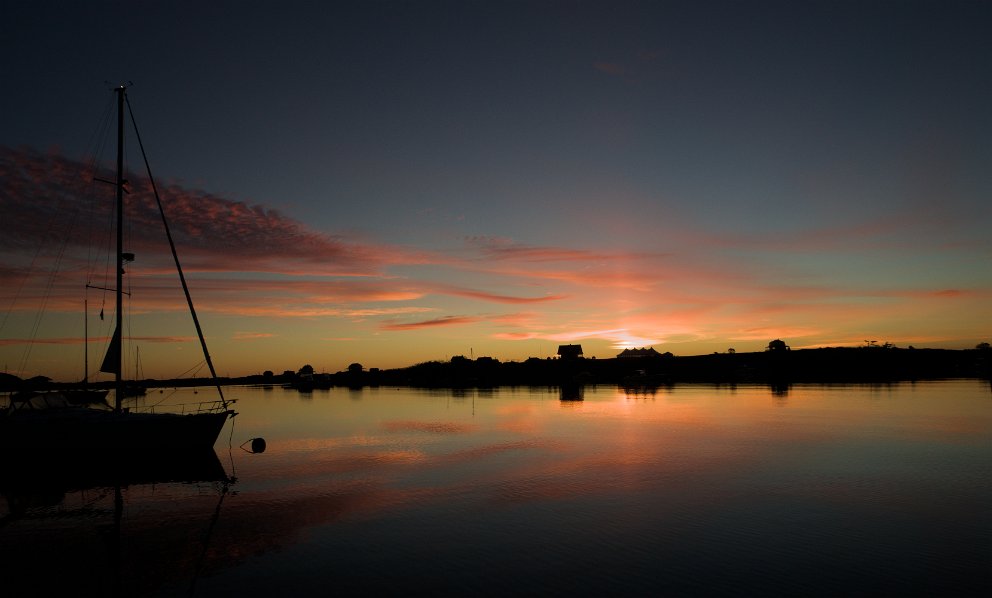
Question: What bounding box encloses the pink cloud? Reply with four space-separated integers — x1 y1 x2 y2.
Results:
727 327 825 342
0 334 191 347
0 147 409 277
127 335 195 343
232 332 276 341
0 156 578 318
637 49 663 62
114 277 565 318
5 147 987 364
693 214 982 255
208 305 435 319
593 61 626 76
930 289 967 298
0 337 88 346
492 332 540 341
463 236 662 263
379 311 537 332
428 283 566 304
380 315 483 331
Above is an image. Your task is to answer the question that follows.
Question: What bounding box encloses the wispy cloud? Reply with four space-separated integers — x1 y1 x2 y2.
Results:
1 154 581 323
491 332 540 341
429 283 566 304
380 315 484 331
3 147 988 371
0 337 89 346
592 61 626 77
232 332 276 341
592 49 664 83
0 147 404 276
127 335 195 343
463 235 660 263
379 311 541 333
0 334 192 346
209 305 436 319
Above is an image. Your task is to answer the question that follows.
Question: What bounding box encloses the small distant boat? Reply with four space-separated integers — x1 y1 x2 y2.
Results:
123 346 148 397
63 388 111 404
8 388 109 406
123 382 147 398
0 84 235 450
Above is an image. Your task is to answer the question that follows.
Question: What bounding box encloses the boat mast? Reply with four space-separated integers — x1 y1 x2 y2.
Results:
83 297 88 388
113 84 125 413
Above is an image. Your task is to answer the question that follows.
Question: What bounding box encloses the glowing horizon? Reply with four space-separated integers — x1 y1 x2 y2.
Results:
1 148 988 381
2 2 990 381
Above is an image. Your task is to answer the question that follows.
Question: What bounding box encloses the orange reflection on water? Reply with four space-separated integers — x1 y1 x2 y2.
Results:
381 420 477 434
206 381 992 575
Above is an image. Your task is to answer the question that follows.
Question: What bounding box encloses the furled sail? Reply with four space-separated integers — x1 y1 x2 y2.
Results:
99 326 121 375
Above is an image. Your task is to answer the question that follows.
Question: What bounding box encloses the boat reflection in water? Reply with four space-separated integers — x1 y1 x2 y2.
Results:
0 449 232 596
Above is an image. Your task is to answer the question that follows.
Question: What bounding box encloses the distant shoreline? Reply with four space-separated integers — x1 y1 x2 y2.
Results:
5 347 989 392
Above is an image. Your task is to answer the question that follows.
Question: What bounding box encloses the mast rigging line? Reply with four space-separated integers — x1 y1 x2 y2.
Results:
123 92 228 409
0 93 115 376
12 159 92 377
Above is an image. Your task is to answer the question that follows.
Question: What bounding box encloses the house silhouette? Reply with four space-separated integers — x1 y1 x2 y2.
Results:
617 347 662 359
557 344 583 359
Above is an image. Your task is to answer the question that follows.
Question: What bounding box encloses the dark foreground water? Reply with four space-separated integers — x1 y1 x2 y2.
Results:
1 380 989 596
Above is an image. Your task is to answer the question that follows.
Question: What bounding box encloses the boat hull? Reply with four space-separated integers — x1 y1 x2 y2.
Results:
0 409 234 451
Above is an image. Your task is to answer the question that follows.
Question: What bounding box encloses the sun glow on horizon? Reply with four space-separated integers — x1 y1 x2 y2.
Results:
608 331 666 351
1 0 991 385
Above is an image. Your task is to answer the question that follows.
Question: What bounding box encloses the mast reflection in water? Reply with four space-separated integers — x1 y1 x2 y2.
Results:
0 447 230 595
1 382 990 596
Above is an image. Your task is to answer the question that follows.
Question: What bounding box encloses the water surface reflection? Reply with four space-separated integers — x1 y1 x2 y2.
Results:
1 381 989 595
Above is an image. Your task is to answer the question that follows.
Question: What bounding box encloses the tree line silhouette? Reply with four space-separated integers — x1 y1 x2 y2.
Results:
3 342 989 393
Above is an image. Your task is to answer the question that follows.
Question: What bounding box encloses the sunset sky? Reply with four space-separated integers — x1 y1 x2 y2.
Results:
2 1 990 381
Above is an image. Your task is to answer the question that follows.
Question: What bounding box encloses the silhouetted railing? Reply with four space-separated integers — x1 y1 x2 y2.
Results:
126 399 233 415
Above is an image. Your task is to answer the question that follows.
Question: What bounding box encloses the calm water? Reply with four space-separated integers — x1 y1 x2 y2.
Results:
2 381 990 596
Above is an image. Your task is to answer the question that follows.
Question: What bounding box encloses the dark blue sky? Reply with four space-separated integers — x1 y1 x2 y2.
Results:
2 1 990 376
